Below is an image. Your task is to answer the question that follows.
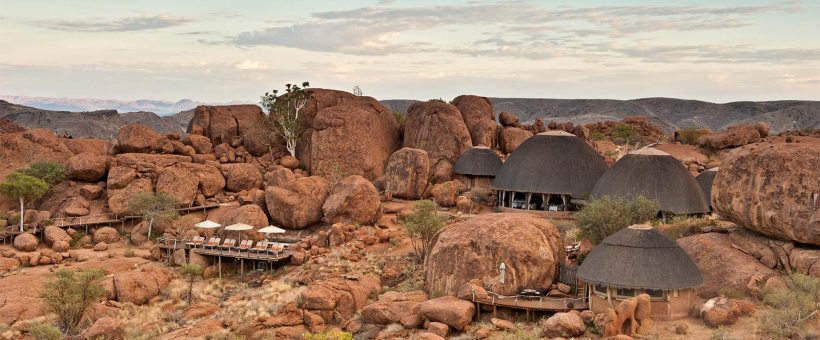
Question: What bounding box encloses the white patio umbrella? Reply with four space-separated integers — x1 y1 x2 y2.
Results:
257 225 286 234
194 220 222 229
225 223 254 242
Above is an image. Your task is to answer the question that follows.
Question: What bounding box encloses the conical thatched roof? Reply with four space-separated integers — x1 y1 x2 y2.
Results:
492 131 608 197
577 225 703 290
696 168 718 207
453 146 503 177
590 148 709 214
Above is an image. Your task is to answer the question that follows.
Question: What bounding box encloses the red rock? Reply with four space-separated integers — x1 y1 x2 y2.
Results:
183 134 213 154
361 290 427 325
698 124 761 150
542 312 586 338
427 214 563 296
384 148 430 200
430 180 463 207
265 167 296 187
266 176 330 229
94 227 120 244
113 264 173 304
499 112 520 127
221 163 263 192
106 177 153 215
155 165 199 204
322 175 382 225
419 296 475 331
452 95 497 147
403 100 473 180
189 105 262 146
13 233 38 252
67 152 110 182
81 316 125 340
498 126 533 154
491 317 516 331
279 155 299 169
218 204 269 241
700 297 742 328
427 322 449 337
116 123 163 153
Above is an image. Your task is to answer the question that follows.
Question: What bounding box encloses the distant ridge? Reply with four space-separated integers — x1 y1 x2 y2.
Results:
0 95 250 116
381 97 820 133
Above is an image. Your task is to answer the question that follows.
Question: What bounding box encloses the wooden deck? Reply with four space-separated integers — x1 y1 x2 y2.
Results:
157 239 292 279
469 290 589 321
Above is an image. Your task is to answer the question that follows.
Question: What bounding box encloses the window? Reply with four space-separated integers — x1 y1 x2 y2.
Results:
615 288 636 298
645 289 666 300
593 284 607 296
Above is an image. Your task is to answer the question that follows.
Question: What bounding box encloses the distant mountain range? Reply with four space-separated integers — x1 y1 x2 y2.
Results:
1 95 818 139
382 97 820 133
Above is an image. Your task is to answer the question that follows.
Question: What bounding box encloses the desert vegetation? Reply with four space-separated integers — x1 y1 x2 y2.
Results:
576 195 659 244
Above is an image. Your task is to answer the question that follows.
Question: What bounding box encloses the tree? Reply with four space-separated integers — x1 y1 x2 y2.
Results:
127 192 179 239
759 272 820 339
19 160 66 186
403 200 446 263
181 263 204 304
0 172 49 232
352 85 363 96
259 82 312 157
576 195 659 245
40 268 105 335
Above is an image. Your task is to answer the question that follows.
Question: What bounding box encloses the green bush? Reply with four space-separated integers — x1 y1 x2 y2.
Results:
589 131 606 141
41 269 106 335
28 322 62 340
612 123 641 145
710 326 735 340
403 200 446 263
69 231 86 248
19 160 66 186
470 188 493 204
393 111 406 125
676 128 710 145
759 273 820 339
576 196 659 245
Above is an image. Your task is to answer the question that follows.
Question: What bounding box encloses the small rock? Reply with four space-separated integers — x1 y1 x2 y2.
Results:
94 242 109 252
491 317 516 331
675 323 689 335
428 322 449 337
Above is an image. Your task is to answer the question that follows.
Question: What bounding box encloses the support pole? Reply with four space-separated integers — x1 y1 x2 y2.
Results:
218 256 222 280
525 193 532 210
241 258 244 279
562 194 568 211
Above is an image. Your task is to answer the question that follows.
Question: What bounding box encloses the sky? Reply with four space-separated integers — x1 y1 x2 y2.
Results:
0 0 818 103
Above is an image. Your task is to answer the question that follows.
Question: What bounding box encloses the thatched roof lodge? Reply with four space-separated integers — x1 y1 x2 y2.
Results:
590 148 709 218
695 167 718 210
577 225 703 320
492 131 608 211
453 146 503 189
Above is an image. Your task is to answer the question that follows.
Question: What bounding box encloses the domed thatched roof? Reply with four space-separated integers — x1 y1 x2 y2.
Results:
696 168 718 207
453 146 503 177
577 225 703 290
590 148 709 214
492 131 608 197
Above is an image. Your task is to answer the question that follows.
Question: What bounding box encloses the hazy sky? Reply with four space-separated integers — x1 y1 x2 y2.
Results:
1 0 818 103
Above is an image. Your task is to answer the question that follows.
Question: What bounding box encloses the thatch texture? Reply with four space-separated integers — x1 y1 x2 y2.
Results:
578 226 703 290
696 168 718 207
453 146 503 177
492 131 608 197
590 148 709 214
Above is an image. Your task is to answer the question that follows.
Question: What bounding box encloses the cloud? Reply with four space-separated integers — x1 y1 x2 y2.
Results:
33 14 192 32
235 60 268 70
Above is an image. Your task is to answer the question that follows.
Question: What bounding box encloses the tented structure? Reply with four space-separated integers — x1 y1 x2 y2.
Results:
577 225 703 320
453 146 503 189
590 148 709 219
492 131 608 211
695 167 718 210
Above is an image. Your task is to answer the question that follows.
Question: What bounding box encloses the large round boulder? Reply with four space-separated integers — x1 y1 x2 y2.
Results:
712 141 820 245
322 175 382 225
384 148 430 200
218 204 269 241
94 227 121 244
498 126 533 154
13 232 39 252
155 165 200 204
426 214 564 296
452 95 497 148
188 105 262 146
112 264 173 304
403 101 473 180
116 123 163 153
265 176 330 229
43 225 71 248
221 163 263 192
309 100 400 181
67 152 110 182
698 124 761 150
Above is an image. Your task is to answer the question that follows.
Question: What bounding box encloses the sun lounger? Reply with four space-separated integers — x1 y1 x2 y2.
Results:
219 239 235 253
204 238 221 250
237 239 252 254
250 241 269 258
187 236 205 248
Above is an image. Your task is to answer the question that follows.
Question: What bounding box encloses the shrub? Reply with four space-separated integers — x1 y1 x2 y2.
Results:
27 322 62 340
576 196 659 245
589 131 606 141
40 269 106 334
181 263 204 304
710 326 735 340
69 231 86 248
393 111 406 125
19 160 66 186
611 123 642 145
759 273 820 339
123 248 136 258
677 128 709 145
403 200 446 263
302 329 353 340
470 188 493 204
718 287 745 300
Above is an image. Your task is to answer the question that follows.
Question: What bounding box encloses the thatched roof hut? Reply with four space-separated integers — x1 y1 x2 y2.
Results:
590 148 709 215
578 225 703 320
578 225 703 290
453 146 503 177
493 131 608 198
696 168 718 208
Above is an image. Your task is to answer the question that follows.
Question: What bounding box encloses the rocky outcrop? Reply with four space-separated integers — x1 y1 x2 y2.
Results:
81 317 125 340
299 274 382 322
542 312 586 338
266 176 330 229
728 228 820 278
218 204 269 241
403 101 472 180
322 175 382 225
712 141 820 246
698 124 762 150
384 148 429 200
419 296 474 331
112 264 174 304
361 290 427 325
106 177 152 215
221 163 263 192
116 123 163 153
452 95 497 147
94 227 120 244
43 226 71 248
188 105 262 146
426 214 563 296
309 99 400 181
498 127 532 154
155 165 199 204
678 233 783 298
67 152 110 182
596 294 654 337
498 112 520 127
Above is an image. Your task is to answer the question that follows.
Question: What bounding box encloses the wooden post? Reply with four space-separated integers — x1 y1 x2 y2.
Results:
241 258 244 279
218 256 222 280
525 193 532 210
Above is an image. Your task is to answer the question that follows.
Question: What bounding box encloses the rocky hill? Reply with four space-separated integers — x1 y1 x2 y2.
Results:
0 95 203 115
382 98 820 133
0 100 193 139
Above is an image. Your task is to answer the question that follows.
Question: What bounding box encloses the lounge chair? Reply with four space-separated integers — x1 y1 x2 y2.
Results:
204 238 221 251
187 236 205 248
267 243 284 257
219 239 235 253
237 239 252 254
250 241 268 258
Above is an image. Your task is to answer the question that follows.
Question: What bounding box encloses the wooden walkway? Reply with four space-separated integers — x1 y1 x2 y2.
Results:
158 240 292 279
51 203 223 230
470 291 589 321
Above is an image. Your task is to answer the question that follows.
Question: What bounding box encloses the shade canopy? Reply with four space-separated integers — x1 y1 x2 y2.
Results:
590 148 709 214
493 131 608 197
194 220 222 229
224 223 254 231
258 226 287 234
577 225 703 290
453 146 503 177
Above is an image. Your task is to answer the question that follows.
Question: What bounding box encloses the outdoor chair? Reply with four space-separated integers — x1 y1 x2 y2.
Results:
267 243 284 257
250 241 268 258
187 236 205 248
237 240 252 254
219 239 236 253
204 238 221 250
